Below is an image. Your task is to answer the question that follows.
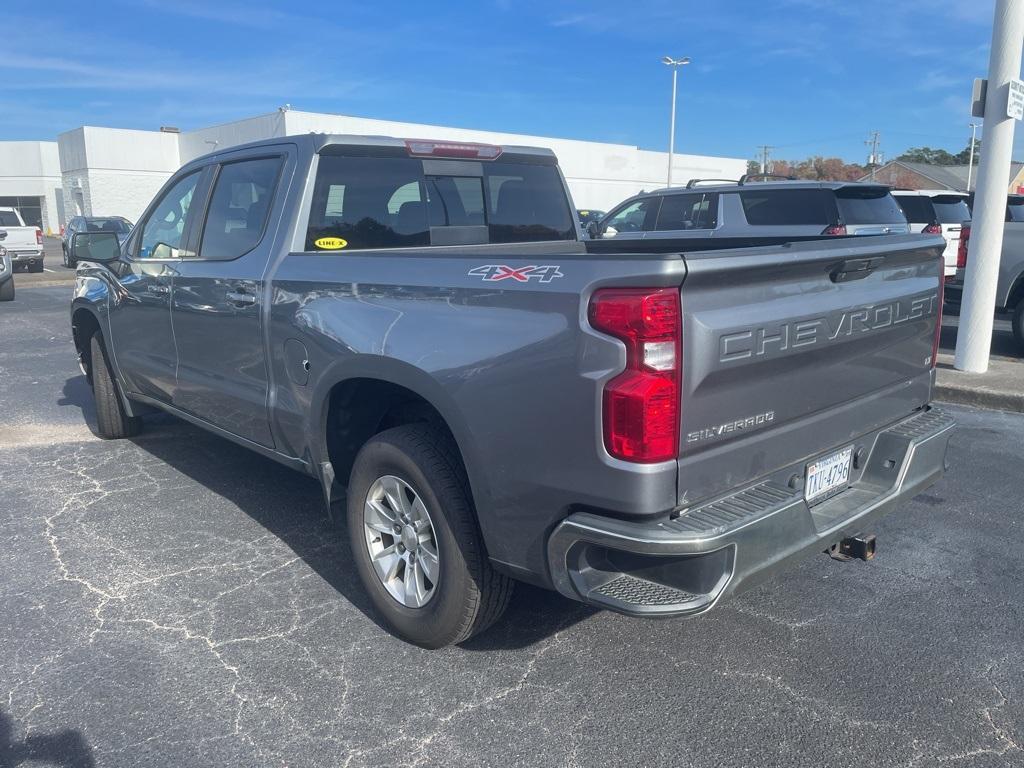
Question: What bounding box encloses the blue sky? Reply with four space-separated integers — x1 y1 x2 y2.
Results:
0 0 1013 163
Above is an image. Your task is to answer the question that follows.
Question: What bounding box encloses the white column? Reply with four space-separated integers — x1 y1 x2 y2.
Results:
955 0 1024 372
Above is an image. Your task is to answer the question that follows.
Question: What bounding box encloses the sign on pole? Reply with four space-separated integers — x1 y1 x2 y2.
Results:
1007 78 1024 119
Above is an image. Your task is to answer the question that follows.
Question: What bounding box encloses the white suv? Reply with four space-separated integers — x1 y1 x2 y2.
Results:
891 190 970 277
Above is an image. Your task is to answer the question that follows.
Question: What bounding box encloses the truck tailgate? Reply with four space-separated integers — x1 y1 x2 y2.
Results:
676 234 945 506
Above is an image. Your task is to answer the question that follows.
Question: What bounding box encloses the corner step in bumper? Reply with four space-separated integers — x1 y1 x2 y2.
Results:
547 407 955 617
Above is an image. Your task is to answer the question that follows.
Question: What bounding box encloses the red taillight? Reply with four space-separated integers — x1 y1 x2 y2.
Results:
404 140 502 160
957 225 970 269
35 228 42 244
589 288 680 463
932 271 945 368
822 224 847 236
922 222 942 235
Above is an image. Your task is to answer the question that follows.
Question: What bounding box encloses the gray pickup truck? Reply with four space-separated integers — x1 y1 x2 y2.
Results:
69 135 954 647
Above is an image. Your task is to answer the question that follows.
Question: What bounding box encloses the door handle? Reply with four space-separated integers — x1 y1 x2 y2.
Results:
226 290 257 306
148 284 170 295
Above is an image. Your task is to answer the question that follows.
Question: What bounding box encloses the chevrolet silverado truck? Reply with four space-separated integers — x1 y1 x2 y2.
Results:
68 135 955 647
0 207 45 272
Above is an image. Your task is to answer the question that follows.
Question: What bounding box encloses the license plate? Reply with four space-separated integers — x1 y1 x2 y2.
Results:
804 446 853 505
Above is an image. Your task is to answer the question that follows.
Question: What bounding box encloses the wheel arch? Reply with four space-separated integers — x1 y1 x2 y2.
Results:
310 356 488 516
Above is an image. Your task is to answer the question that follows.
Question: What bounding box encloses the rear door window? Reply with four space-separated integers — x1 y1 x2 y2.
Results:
0 211 21 226
198 156 283 260
654 193 718 231
930 195 971 224
305 153 574 250
835 187 907 225
893 195 935 224
739 189 832 226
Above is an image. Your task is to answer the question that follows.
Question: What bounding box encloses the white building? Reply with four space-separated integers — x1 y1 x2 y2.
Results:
4 110 746 228
0 141 62 233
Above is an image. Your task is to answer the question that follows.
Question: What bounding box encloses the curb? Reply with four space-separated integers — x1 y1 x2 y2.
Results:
934 383 1024 414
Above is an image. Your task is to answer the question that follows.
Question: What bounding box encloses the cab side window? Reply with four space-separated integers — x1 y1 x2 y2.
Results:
138 172 201 259
198 157 283 260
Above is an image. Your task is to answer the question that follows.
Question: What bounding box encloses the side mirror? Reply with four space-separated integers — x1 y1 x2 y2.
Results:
72 231 121 264
0 230 7 241
586 220 607 239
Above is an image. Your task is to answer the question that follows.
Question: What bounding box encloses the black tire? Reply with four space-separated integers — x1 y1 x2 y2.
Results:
90 332 142 439
1013 298 1024 352
0 279 13 302
347 424 513 648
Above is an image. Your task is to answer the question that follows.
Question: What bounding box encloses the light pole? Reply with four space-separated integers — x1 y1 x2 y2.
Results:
955 0 1024 373
662 55 691 187
966 122 979 191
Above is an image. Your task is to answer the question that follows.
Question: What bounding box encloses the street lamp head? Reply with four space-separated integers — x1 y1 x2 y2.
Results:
662 56 691 66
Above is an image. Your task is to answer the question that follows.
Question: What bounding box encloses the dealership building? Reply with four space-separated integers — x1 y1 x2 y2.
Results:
2 109 745 233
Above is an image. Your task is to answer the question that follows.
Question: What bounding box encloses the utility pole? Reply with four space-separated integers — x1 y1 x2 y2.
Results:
865 131 881 180
966 122 980 191
955 0 1024 373
757 145 774 175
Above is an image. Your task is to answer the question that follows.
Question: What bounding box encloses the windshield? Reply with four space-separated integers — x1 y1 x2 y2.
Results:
835 187 907 225
930 196 970 224
87 218 131 233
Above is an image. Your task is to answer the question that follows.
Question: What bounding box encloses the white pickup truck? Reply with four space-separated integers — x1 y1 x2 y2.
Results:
0 207 44 272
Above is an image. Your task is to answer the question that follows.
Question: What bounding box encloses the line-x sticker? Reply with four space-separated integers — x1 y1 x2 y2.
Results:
467 265 564 283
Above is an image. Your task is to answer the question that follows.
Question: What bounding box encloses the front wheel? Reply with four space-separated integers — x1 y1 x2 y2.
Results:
90 332 142 439
0 279 13 302
347 424 513 648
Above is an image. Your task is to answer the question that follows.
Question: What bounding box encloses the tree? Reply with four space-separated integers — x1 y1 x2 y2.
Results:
751 156 866 182
898 142 979 166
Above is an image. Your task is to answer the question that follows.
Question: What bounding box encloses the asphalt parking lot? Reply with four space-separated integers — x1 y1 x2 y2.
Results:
2 284 1023 768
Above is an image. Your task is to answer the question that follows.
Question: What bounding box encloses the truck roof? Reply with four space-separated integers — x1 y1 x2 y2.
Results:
184 133 557 166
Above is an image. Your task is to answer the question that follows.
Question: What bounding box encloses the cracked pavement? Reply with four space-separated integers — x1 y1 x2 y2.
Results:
2 286 1023 767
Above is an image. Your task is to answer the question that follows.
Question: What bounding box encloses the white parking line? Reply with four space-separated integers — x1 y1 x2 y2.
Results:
43 268 55 273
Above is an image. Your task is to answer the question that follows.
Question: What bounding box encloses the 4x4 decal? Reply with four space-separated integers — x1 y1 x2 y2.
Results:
468 265 564 283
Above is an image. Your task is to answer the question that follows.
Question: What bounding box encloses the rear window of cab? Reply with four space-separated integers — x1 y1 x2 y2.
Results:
304 152 576 251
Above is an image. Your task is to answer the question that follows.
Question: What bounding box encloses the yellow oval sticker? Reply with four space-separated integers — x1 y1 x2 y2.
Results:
315 237 348 250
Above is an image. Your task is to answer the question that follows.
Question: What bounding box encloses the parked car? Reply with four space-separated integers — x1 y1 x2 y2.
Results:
0 244 13 301
576 208 605 230
945 219 1024 349
965 192 1024 223
587 177 910 252
62 216 133 268
891 190 970 277
0 207 44 272
69 135 953 647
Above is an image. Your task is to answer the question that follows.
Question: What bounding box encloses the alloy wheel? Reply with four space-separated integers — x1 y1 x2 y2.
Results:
362 475 440 608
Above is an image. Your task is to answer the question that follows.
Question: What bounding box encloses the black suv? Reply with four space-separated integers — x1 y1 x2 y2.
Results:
62 217 133 268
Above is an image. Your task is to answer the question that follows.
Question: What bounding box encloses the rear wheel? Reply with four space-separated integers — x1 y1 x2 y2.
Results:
90 332 142 439
347 424 513 648
1014 298 1024 351
0 279 13 302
